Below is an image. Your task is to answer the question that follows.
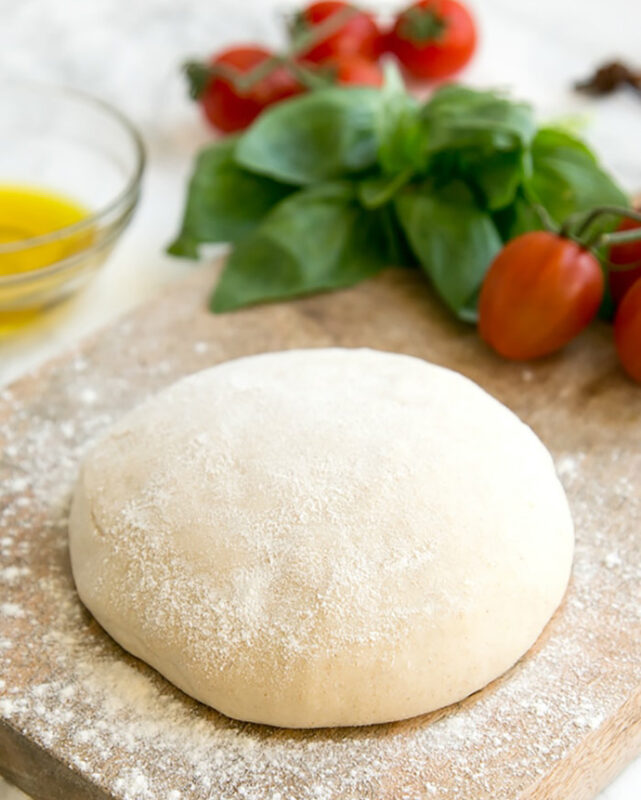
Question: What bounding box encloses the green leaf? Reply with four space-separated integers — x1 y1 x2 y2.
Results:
527 127 628 225
211 182 389 311
466 149 526 210
495 130 628 241
168 138 293 257
429 146 527 211
396 180 503 320
377 65 426 175
378 100 425 176
357 168 414 209
379 204 419 268
235 87 382 186
493 191 546 240
422 85 536 153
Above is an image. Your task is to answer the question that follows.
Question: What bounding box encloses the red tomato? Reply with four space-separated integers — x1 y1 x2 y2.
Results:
614 277 641 382
200 46 303 133
327 54 384 86
387 0 477 81
608 216 641 304
294 1 382 63
479 232 604 361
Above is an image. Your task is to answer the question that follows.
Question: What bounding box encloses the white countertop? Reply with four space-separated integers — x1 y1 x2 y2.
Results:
1 0 640 797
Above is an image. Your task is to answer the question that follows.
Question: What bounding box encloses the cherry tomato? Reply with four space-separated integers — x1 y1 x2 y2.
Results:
479 231 604 361
614 276 641 382
326 54 384 86
387 0 477 81
294 1 382 63
608 216 641 304
200 46 303 133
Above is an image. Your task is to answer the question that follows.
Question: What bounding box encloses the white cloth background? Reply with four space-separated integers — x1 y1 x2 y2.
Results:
1 0 640 796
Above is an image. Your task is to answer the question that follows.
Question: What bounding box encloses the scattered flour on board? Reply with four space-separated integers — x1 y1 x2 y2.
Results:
555 452 585 482
0 319 640 800
0 603 25 619
605 552 622 569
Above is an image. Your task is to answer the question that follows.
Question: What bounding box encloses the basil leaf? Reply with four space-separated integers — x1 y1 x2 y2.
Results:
235 88 382 186
168 138 293 258
378 100 425 176
396 180 503 320
527 127 628 224
358 168 414 209
377 65 425 175
379 204 419 268
466 149 526 210
422 85 536 153
430 147 526 211
211 182 388 311
493 192 545 240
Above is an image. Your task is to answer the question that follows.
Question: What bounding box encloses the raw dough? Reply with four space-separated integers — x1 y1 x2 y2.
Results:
69 348 574 728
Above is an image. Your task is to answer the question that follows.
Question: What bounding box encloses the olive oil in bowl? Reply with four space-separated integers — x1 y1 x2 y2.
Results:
0 81 145 335
0 184 91 274
0 184 95 332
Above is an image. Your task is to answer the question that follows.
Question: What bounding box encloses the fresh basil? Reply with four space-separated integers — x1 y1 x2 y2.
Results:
396 180 503 321
211 182 389 312
422 85 536 154
526 127 628 224
235 87 382 186
376 66 425 176
493 192 546 240
168 138 293 257
169 81 629 323
357 169 414 210
465 148 527 210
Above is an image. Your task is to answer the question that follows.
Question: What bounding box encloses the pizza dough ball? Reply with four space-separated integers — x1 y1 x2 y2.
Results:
69 348 573 728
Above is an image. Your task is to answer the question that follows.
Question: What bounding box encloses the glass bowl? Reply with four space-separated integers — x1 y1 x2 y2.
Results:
0 80 145 333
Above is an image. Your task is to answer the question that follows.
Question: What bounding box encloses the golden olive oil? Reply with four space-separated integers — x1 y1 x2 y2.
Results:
0 185 92 332
0 184 90 274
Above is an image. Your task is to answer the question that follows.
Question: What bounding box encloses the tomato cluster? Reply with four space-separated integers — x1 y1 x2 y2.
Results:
182 4 641 385
189 0 477 133
478 214 641 382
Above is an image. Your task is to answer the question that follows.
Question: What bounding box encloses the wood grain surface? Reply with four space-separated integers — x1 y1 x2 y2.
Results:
0 264 640 800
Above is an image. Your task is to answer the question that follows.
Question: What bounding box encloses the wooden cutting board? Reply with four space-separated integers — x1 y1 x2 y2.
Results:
1 264 640 800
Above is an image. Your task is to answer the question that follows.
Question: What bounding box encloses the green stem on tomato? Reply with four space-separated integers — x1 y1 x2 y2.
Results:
558 210 588 240
184 62 215 99
398 6 447 43
184 5 358 98
575 204 641 241
184 55 287 98
532 203 557 232
556 204 641 252
286 60 335 91
287 5 357 58
599 227 641 247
